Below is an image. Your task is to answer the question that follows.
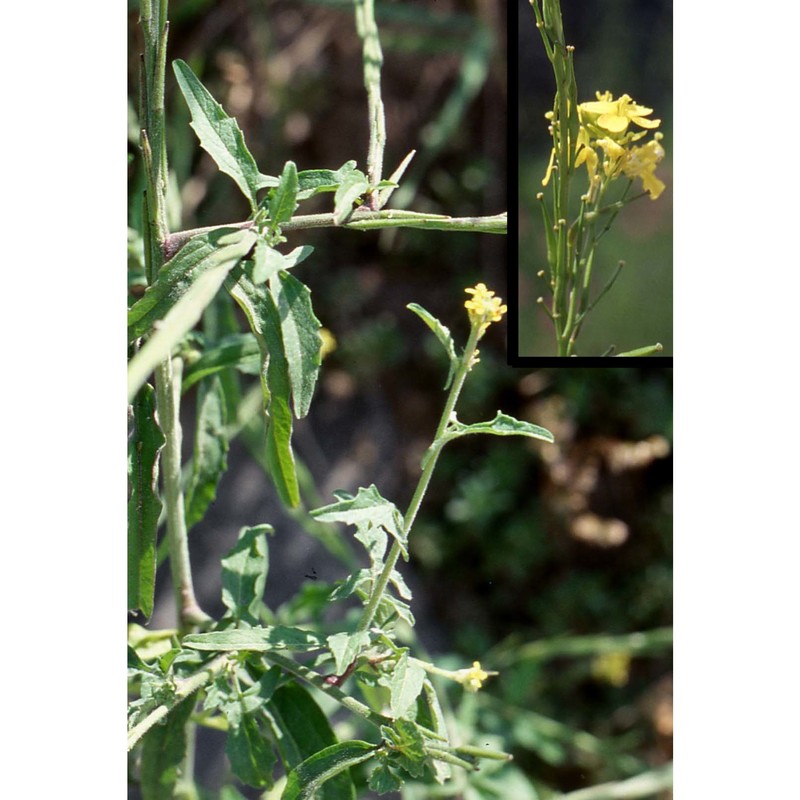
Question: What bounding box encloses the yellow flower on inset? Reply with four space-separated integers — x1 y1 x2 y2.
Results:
579 91 660 137
464 283 507 336
620 133 666 199
454 661 497 693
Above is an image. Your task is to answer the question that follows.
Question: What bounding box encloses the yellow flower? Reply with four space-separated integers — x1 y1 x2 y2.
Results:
620 133 666 199
578 91 660 137
464 283 507 336
454 661 497 693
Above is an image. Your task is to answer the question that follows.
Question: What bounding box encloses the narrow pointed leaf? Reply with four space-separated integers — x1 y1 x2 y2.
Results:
447 412 554 444
269 271 322 418
227 275 300 507
281 741 376 800
183 626 325 652
406 303 458 389
269 161 299 232
173 59 261 209
128 383 164 618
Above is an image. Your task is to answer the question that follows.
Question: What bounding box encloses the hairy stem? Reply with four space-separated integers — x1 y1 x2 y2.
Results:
127 653 230 751
154 357 209 629
162 212 507 260
357 324 482 634
354 0 386 206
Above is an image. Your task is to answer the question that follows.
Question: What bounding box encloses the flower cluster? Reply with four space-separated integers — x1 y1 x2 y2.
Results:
575 91 666 201
464 283 507 337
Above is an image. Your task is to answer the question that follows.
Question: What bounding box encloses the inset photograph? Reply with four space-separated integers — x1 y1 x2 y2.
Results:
516 0 672 358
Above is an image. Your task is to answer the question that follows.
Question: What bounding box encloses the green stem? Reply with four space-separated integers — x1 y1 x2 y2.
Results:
260 650 391 730
162 211 507 259
354 0 386 206
127 653 230 751
356 324 482 634
154 357 209 629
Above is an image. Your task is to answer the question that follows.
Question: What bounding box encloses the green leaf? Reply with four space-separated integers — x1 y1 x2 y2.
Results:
185 375 229 530
128 229 257 402
269 683 364 800
139 695 196 800
333 168 370 224
220 525 271 625
269 271 322 418
295 160 358 200
281 741 376 800
129 228 257 343
269 161 299 232
128 383 164 618
182 626 325 652
389 652 426 720
226 711 277 789
417 679 452 784
447 412 554 444
367 763 403 795
227 275 300 507
326 630 371 674
181 333 262 393
616 343 664 357
380 719 427 779
173 59 262 209
406 303 458 389
311 485 407 559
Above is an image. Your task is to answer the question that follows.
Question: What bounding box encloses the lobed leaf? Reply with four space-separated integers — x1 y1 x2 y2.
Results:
311 485 407 559
173 59 262 209
220 525 272 625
